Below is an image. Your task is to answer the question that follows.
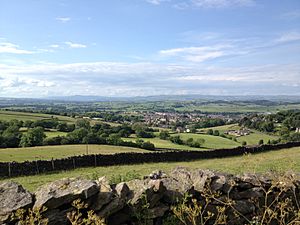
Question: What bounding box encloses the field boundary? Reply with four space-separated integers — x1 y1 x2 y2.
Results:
1 142 300 178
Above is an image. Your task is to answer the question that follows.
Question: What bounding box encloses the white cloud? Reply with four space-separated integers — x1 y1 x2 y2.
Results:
0 61 299 97
159 45 229 62
276 31 300 43
145 0 169 5
49 44 60 48
146 0 255 8
0 42 34 54
65 41 87 48
55 17 71 23
281 10 300 20
191 0 255 8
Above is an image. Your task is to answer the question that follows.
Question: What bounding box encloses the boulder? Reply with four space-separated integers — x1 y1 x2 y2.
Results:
190 169 215 192
0 181 33 224
97 182 130 218
34 178 99 209
89 177 113 211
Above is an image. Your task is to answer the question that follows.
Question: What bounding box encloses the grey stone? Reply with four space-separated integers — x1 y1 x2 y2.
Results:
34 178 99 209
115 182 130 199
90 177 113 211
0 181 33 224
191 169 215 192
234 200 256 215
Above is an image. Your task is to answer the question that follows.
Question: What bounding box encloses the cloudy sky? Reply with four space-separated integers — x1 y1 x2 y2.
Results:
0 0 300 97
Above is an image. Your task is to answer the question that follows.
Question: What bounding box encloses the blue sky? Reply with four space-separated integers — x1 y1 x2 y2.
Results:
0 0 300 97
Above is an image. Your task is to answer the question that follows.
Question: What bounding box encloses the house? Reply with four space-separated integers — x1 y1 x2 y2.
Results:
176 127 185 133
225 129 250 137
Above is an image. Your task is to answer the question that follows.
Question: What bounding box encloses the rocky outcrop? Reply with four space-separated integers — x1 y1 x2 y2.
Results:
0 181 33 224
0 167 299 225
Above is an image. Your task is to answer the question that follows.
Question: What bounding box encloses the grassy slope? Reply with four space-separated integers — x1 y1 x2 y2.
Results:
123 137 204 150
2 146 299 192
174 133 240 149
44 131 68 138
201 124 279 146
0 144 148 162
0 110 75 123
237 131 278 145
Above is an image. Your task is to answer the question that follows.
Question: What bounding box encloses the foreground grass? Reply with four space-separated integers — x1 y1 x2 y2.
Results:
2 146 299 192
0 110 75 123
0 144 148 162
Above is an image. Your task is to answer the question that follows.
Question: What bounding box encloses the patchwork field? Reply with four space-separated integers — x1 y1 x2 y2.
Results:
0 144 148 162
201 124 279 145
2 146 299 192
0 110 75 123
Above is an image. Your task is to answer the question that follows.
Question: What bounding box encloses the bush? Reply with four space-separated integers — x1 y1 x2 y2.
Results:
159 131 170 140
141 141 155 150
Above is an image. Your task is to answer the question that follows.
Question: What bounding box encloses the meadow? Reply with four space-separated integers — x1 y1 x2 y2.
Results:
2 146 299 192
174 133 240 149
0 144 148 162
0 110 75 123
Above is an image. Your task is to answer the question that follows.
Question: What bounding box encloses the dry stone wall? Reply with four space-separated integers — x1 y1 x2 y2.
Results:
0 167 299 225
1 142 300 178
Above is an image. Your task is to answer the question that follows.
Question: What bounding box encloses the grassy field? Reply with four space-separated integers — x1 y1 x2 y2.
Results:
123 137 204 150
237 131 278 145
0 110 75 123
0 144 148 162
2 146 299 192
201 124 279 146
44 131 68 138
174 133 241 149
175 103 300 113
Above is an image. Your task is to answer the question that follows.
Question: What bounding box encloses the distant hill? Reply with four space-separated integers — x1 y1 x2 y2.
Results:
1 95 300 103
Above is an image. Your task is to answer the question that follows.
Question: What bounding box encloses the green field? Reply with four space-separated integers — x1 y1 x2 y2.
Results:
175 133 240 149
0 110 75 123
237 131 278 145
175 103 300 113
0 144 148 162
2 146 299 192
201 124 279 146
44 131 68 138
123 137 204 150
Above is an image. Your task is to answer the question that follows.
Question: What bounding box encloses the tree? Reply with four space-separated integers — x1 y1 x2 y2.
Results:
159 131 170 140
213 130 220 136
75 119 91 129
242 141 247 146
107 134 123 145
170 135 183 145
206 129 214 135
141 141 155 150
258 139 264 145
19 127 45 147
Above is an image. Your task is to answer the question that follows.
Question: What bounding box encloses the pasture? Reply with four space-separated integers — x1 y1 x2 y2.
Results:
0 144 148 162
0 110 75 123
2 146 299 192
174 133 241 149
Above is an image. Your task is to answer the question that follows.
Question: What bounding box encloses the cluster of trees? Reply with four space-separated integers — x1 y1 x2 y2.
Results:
239 110 300 141
0 120 22 148
194 118 226 129
158 131 205 148
169 135 205 148
0 119 156 150
43 120 155 150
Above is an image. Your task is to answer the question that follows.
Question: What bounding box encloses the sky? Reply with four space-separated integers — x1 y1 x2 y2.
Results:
0 0 300 98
